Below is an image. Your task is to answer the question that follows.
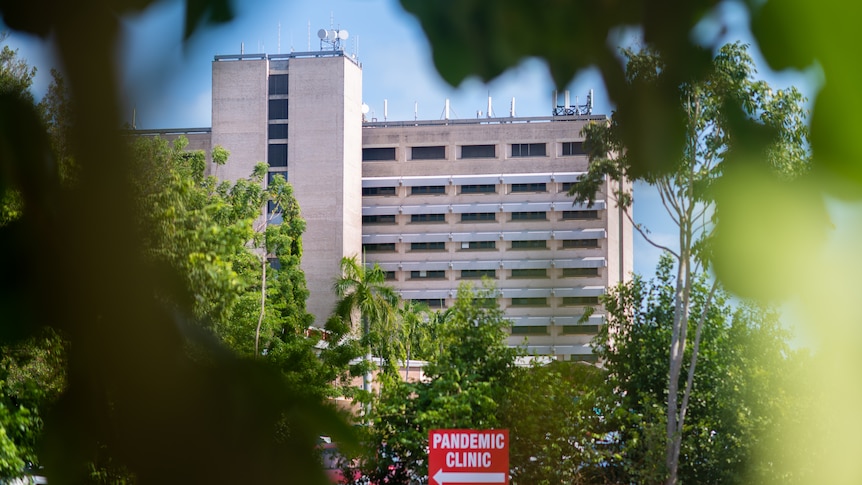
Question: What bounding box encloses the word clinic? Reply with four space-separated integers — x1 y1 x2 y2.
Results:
431 432 506 450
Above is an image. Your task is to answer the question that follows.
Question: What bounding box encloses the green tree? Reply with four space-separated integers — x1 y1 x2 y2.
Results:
333 255 400 394
569 43 809 484
595 256 811 484
359 283 517 484
497 360 618 485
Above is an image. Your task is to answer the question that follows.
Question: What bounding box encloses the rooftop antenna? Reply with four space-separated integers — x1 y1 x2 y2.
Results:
487 95 493 118
241 42 244 55
414 101 418 121
444 98 450 120
510 97 516 117
384 99 388 121
277 22 281 54
317 27 349 50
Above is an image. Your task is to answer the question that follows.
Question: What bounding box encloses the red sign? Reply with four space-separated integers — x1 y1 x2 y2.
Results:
428 429 509 485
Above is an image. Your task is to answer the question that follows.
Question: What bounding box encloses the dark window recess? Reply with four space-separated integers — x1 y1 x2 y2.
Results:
461 212 496 222
511 240 547 250
383 271 396 281
363 243 396 252
461 269 496 279
267 171 286 186
562 210 599 220
460 184 496 194
511 143 546 157
362 215 396 224
411 213 446 223
268 123 288 139
411 241 446 251
561 325 600 335
562 239 599 249
563 296 600 305
511 183 547 193
461 144 496 159
268 99 288 120
511 326 548 336
511 268 547 278
267 200 280 214
563 267 599 277
511 297 547 307
411 298 446 308
562 141 586 156
268 74 289 95
268 144 288 167
363 147 397 161
572 354 600 363
411 145 446 160
362 186 397 196
561 182 574 192
411 185 446 195
410 270 446 279
267 257 282 270
461 241 496 250
511 211 546 221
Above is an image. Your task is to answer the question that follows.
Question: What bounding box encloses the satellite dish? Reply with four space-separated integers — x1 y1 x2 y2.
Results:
338 30 349 40
326 30 337 42
361 103 370 114
317 29 327 40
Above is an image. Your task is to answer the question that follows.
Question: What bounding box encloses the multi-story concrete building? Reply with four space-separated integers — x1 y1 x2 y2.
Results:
142 46 632 361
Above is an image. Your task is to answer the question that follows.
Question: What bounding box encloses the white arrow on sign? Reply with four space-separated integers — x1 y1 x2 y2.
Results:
432 468 506 485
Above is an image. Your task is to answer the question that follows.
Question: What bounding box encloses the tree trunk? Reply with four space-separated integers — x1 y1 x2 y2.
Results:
254 255 266 357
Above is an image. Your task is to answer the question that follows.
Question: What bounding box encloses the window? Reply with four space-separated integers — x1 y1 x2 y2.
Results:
268 99 288 119
411 146 446 160
562 141 586 156
563 296 599 306
268 144 287 167
511 143 546 157
411 185 446 195
461 269 496 279
363 243 396 252
511 297 547 307
267 171 286 185
363 147 397 161
560 182 574 193
362 186 397 196
460 184 496 194
563 267 599 277
562 210 599 220
362 215 396 225
268 74 288 95
511 268 547 278
562 239 599 249
411 213 445 223
411 241 445 251
511 183 546 193
511 211 546 221
267 257 282 270
461 144 496 159
511 326 548 336
461 241 496 250
410 270 446 279
268 123 288 140
460 212 496 222
383 271 396 281
572 354 600 363
411 298 446 308
561 324 600 335
511 240 547 250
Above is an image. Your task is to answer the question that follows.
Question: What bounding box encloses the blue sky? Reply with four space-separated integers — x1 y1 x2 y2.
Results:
1 0 819 279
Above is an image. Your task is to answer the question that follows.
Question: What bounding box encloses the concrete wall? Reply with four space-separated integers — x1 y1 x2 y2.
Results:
212 58 268 182
289 56 363 325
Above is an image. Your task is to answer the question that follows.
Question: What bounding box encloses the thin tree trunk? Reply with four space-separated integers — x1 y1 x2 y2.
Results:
254 255 266 357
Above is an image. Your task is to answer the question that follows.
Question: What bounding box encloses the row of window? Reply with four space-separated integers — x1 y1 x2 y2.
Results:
363 182 579 196
362 141 585 162
363 239 600 252
362 210 599 225
398 267 599 279
408 296 599 308
510 324 601 336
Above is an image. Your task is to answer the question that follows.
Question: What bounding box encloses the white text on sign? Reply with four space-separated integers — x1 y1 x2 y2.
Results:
431 432 506 450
